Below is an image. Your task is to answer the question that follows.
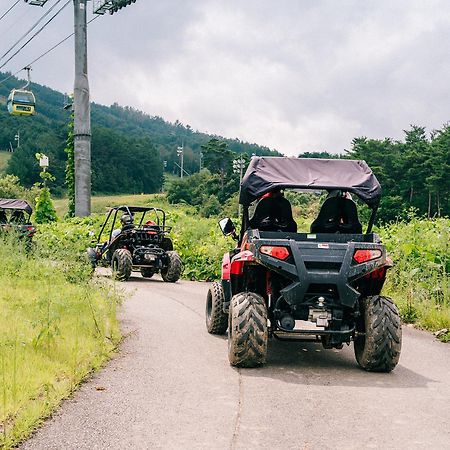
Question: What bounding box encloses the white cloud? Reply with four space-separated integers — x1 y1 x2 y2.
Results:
2 0 449 155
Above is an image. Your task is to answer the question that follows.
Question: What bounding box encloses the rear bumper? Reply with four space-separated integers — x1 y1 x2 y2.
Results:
253 237 386 308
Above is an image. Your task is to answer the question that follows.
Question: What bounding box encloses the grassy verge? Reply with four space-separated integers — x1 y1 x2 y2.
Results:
379 217 450 341
0 151 11 175
0 236 122 449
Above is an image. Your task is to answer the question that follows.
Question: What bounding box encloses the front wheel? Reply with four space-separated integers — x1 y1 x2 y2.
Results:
161 251 182 283
112 248 132 281
228 292 268 368
206 282 228 334
354 295 402 372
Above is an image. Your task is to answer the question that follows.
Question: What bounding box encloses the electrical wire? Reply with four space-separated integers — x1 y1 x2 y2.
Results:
0 0 72 71
0 0 66 63
2 5 35 37
0 15 100 87
0 0 21 23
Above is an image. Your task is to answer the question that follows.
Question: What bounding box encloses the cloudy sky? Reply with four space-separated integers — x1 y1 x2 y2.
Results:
1 0 449 155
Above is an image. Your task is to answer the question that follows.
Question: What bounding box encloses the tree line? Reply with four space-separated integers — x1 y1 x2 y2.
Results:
168 125 449 223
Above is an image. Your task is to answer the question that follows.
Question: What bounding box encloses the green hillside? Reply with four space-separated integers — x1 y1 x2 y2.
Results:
0 150 11 174
0 71 279 195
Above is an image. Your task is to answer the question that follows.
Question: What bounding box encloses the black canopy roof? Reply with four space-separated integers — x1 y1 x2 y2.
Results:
0 198 33 214
239 157 381 207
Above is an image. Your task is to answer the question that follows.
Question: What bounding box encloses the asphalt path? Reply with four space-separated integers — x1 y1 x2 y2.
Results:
23 274 450 450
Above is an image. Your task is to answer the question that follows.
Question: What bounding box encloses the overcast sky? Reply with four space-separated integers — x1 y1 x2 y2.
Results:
1 0 449 155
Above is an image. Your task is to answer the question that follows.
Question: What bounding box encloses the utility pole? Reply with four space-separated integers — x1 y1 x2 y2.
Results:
73 0 91 217
177 144 184 179
14 130 20 149
233 156 246 218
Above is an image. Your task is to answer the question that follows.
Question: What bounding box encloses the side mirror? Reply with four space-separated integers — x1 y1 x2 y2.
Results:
218 217 238 239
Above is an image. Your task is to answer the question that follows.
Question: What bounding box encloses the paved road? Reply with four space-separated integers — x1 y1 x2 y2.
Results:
23 275 450 450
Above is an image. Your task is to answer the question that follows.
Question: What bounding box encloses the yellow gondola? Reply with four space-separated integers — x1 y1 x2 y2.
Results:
7 89 36 116
7 67 36 117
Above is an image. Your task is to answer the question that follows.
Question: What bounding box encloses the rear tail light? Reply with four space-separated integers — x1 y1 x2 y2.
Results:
260 245 290 261
353 249 382 263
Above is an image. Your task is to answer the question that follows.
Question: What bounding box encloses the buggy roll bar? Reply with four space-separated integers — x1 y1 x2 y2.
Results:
97 206 167 244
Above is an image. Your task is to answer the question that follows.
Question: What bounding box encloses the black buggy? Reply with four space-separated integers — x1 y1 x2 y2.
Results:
206 157 402 372
0 198 36 242
87 205 182 282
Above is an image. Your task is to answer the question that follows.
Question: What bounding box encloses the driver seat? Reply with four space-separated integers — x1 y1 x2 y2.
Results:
249 194 297 232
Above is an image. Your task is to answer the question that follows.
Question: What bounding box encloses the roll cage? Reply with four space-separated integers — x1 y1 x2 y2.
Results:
97 205 171 244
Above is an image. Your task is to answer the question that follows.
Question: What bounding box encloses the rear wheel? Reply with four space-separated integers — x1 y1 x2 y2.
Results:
161 237 173 251
140 267 155 278
112 249 132 281
206 282 228 334
161 251 182 282
228 292 268 368
354 295 402 372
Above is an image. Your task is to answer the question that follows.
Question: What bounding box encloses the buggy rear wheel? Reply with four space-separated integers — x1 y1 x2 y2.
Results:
206 282 228 334
161 237 173 251
161 251 182 283
354 295 402 372
228 292 268 368
112 248 132 281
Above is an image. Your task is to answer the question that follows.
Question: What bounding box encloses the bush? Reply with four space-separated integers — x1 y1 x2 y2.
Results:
200 194 221 218
379 217 450 333
0 174 39 206
34 187 57 224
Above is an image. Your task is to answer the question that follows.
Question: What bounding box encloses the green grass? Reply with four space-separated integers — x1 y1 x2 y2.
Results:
0 237 122 449
379 217 450 339
0 151 12 175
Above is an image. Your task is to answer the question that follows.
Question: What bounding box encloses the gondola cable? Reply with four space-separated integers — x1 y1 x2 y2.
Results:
0 15 100 87
0 0 71 71
0 0 67 65
0 0 21 23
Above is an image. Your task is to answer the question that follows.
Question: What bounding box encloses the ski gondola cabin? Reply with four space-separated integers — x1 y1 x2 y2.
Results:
7 89 36 116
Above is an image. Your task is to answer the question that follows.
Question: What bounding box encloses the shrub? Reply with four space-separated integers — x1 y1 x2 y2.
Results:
379 217 450 332
34 187 58 224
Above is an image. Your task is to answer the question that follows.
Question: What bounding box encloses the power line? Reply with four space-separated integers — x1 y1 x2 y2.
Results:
0 0 66 64
0 0 21 23
0 15 100 87
2 5 35 37
0 0 71 71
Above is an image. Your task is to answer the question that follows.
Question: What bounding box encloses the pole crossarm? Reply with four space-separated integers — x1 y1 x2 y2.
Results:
93 0 137 15
24 0 51 6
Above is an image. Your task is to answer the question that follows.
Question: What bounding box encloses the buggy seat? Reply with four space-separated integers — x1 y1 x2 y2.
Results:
249 194 297 232
310 196 362 234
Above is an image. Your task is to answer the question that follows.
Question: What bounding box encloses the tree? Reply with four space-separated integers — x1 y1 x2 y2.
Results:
201 139 236 191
